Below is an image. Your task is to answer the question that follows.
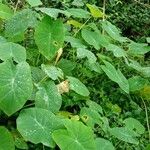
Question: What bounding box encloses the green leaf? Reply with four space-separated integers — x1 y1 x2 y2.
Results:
0 3 13 19
52 120 96 150
128 76 147 92
26 0 42 7
35 16 64 60
145 144 150 150
123 118 145 134
128 42 150 56
67 76 90 96
0 42 26 63
41 64 64 80
0 126 15 150
81 29 100 50
35 81 62 113
0 61 33 116
102 21 127 42
0 36 7 43
5 9 37 42
101 61 129 93
109 127 139 144
106 44 127 57
86 4 104 18
67 20 83 28
17 108 63 147
65 36 86 48
77 48 97 64
95 138 115 150
67 8 90 18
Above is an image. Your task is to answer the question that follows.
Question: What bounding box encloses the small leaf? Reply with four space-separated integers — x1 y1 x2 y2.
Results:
35 16 64 60
86 4 104 18
106 44 127 57
124 118 145 134
52 120 96 150
0 3 13 19
0 42 26 63
17 108 63 148
77 48 97 64
109 127 139 144
35 81 62 113
95 138 115 150
102 21 127 42
26 0 42 7
67 76 90 96
0 61 33 116
101 61 129 93
0 126 15 150
67 8 90 18
128 76 147 92
67 19 83 28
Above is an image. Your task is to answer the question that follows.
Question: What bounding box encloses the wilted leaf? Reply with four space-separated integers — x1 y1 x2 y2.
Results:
57 80 69 94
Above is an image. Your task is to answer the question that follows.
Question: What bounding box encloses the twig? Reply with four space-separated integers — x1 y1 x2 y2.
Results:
133 0 150 7
141 97 150 142
14 0 20 13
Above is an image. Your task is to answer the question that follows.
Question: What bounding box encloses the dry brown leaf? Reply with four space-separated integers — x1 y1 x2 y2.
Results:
57 80 69 94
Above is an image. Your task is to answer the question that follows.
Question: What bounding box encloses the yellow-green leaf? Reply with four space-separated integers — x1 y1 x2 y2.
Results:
86 4 104 18
67 20 83 28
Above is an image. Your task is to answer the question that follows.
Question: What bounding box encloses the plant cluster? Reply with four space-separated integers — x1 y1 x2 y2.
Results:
0 0 150 150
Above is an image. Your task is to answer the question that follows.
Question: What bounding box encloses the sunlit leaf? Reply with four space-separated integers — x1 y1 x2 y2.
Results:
26 0 42 7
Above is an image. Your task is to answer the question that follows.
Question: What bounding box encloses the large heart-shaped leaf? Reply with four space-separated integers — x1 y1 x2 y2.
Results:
35 81 62 113
5 9 37 42
67 76 90 96
52 120 96 150
0 126 15 150
0 42 26 63
0 61 33 116
35 16 64 60
17 108 63 147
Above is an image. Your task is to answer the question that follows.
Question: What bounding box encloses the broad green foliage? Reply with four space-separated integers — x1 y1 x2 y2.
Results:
0 3 13 19
17 108 63 147
0 126 15 150
0 42 26 63
5 9 37 41
67 76 90 96
0 1 149 149
101 61 129 93
0 61 33 115
52 120 96 150
95 138 115 150
26 0 42 7
35 16 64 60
35 81 62 113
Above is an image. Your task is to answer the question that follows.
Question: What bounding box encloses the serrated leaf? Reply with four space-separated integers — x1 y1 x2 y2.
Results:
86 4 104 18
0 42 26 63
52 120 96 150
109 127 139 144
0 61 33 116
101 61 129 93
77 48 97 64
102 21 127 42
26 0 42 7
17 108 63 147
35 16 64 60
124 118 145 134
0 126 15 150
106 44 127 57
5 9 37 42
41 64 63 80
0 3 13 19
67 8 90 18
35 81 62 113
95 138 115 150
128 76 147 92
67 76 90 96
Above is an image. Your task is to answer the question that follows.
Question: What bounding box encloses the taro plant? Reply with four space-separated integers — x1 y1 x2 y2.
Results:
0 0 150 150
